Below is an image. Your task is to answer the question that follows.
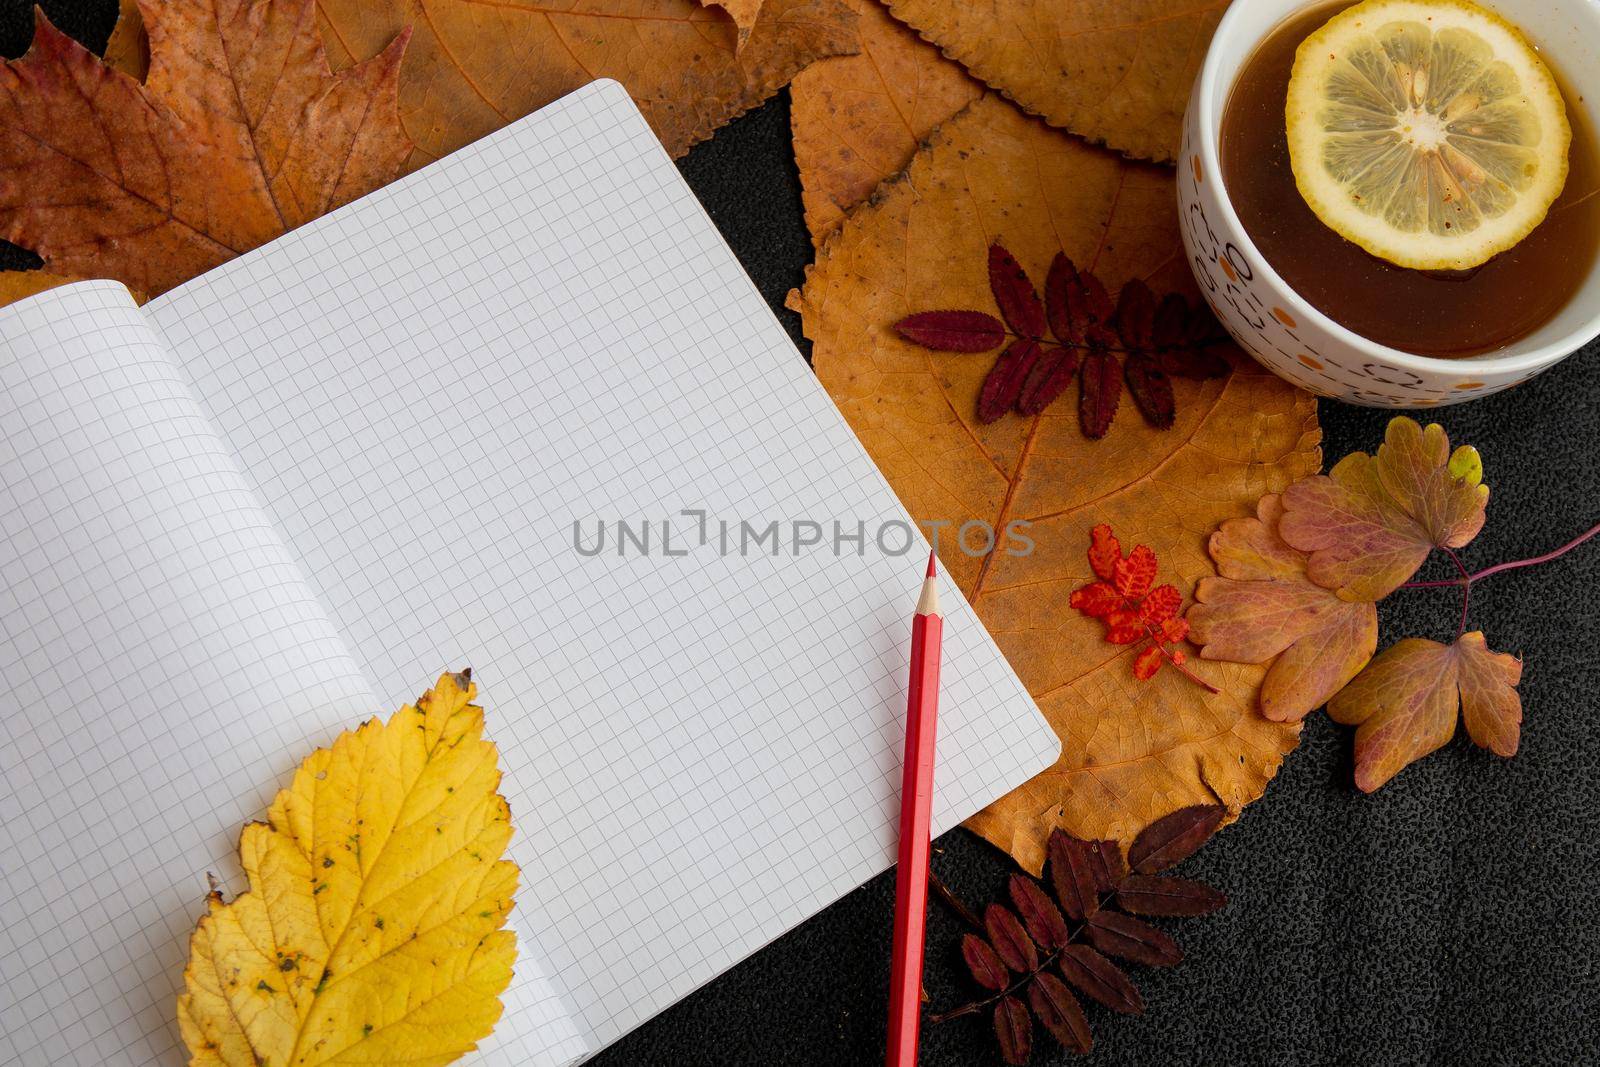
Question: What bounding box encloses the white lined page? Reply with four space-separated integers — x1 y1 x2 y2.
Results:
149 80 1060 1056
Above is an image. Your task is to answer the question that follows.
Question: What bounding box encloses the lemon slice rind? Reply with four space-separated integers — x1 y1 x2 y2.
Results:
1286 0 1570 271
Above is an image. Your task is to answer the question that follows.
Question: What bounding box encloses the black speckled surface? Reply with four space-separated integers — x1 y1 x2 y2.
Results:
9 6 1598 1063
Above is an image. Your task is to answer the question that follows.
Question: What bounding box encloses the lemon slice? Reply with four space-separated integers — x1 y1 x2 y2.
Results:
1286 0 1570 271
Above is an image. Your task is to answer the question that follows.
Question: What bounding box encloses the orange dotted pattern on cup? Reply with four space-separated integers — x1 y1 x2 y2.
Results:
1297 353 1323 370
1272 307 1297 328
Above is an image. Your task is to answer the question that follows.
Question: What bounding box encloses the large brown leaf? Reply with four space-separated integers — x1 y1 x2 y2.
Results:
0 0 409 301
791 95 1320 873
883 0 1226 162
315 0 860 170
790 0 980 244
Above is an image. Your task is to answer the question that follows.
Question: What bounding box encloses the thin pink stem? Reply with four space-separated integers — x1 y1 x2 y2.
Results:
1399 520 1600 590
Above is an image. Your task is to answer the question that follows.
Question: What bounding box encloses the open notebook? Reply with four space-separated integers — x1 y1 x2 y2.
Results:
0 80 1058 1065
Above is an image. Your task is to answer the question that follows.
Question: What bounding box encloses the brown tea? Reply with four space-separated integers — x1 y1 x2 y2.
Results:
1220 1 1600 357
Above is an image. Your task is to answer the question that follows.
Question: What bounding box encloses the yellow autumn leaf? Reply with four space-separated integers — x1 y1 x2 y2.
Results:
179 670 518 1067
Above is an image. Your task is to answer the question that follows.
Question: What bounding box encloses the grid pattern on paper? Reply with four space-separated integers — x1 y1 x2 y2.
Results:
0 284 380 1065
148 80 1062 1057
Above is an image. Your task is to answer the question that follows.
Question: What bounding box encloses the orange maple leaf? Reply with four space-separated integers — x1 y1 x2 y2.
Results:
0 0 411 300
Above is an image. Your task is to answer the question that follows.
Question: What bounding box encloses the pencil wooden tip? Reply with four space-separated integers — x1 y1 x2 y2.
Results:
926 550 938 578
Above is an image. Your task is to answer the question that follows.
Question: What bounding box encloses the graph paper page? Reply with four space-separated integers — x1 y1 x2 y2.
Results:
0 283 586 1067
0 283 380 1064
149 80 1060 1055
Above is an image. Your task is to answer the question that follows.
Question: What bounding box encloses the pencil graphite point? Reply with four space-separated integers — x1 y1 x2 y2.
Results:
926 550 938 578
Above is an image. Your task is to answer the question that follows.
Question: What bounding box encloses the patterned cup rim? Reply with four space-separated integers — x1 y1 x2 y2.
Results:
1193 0 1600 379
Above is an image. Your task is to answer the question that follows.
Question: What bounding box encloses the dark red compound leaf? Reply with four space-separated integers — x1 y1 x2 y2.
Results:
1085 910 1183 967
1009 875 1070 950
961 933 1010 991
1113 279 1157 352
1057 945 1144 1015
1047 830 1101 922
984 904 1039 973
1116 874 1227 917
978 337 1044 423
994 995 1034 1066
1044 253 1082 345
988 244 1046 339
1124 354 1176 429
1017 346 1081 416
1070 268 1116 334
1087 839 1126 892
1078 347 1122 439
1028 972 1092 1054
894 310 1006 352
1128 804 1226 874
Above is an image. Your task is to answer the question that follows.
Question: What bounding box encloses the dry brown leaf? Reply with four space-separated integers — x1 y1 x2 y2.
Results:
790 0 980 244
704 0 764 49
103 0 148 78
791 95 1321 873
0 271 87 307
0 0 409 301
883 0 1226 162
316 0 859 170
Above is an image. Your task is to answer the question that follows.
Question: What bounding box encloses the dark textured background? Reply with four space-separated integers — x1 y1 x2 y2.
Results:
6 3 1599 1064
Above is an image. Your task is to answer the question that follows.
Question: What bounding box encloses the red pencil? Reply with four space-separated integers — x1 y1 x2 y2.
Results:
886 550 943 1067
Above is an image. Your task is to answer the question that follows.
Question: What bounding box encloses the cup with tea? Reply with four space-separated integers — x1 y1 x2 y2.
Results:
1179 0 1600 407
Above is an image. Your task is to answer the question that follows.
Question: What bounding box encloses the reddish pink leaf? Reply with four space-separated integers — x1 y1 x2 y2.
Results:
993 996 1033 1065
1047 830 1101 921
985 904 1039 973
1279 417 1489 601
1058 945 1143 1014
894 310 1006 352
988 244 1045 339
1044 253 1081 345
1028 972 1091 1053
1124 354 1176 429
1160 617 1190 644
1132 645 1163 681
1328 632 1522 791
979 337 1044 423
1086 910 1183 967
1128 804 1225 873
1189 495 1380 723
1078 348 1121 439
1116 874 1227 917
1009 875 1070 950
961 933 1009 991
1113 545 1157 599
1017 346 1080 415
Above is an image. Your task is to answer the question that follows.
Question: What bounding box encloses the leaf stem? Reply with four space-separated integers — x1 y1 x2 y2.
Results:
1144 620 1220 694
928 867 985 932
1399 520 1600 590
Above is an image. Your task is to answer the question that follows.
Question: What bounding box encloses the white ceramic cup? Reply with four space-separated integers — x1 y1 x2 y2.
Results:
1178 0 1600 407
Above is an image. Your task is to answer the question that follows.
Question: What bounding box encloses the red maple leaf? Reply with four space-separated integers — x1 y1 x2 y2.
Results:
1069 525 1215 691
